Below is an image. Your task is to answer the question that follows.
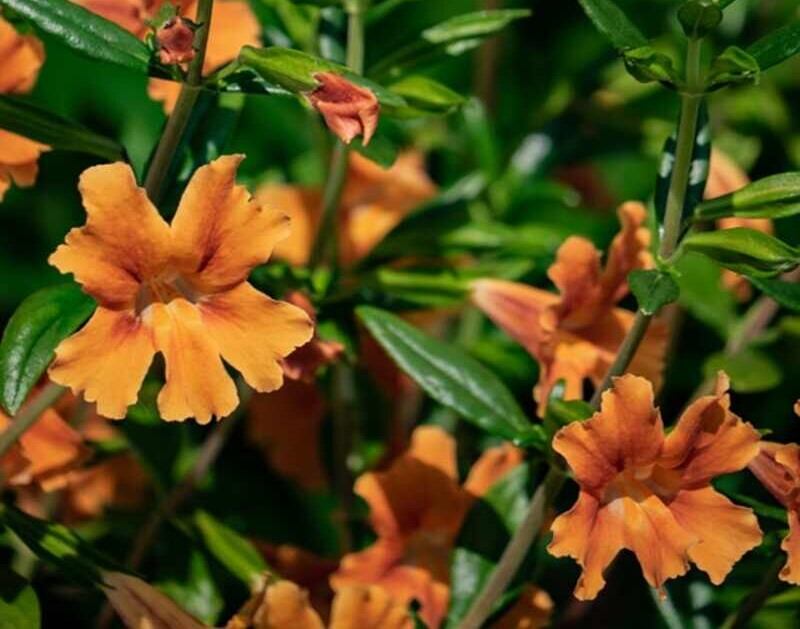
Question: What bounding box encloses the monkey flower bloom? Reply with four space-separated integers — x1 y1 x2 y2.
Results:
156 17 196 65
0 17 49 201
549 373 762 600
47 155 313 422
331 426 524 628
748 441 800 584
280 291 344 382
308 72 380 146
472 202 667 414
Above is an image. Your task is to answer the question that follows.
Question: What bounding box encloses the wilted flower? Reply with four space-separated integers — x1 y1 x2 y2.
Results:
549 373 762 600
48 155 313 422
0 17 49 201
308 72 380 146
472 202 667 414
748 441 800 584
155 16 196 65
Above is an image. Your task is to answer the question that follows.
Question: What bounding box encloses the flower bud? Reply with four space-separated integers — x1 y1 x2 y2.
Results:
156 17 196 65
308 72 380 146
677 0 723 39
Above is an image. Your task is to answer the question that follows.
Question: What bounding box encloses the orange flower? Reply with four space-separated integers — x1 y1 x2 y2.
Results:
0 17 49 201
72 0 153 35
472 202 667 414
257 151 437 267
48 155 313 422
331 426 524 628
548 373 762 600
492 585 553 629
748 441 800 584
706 150 773 301
308 72 380 146
156 17 196 65
280 292 344 382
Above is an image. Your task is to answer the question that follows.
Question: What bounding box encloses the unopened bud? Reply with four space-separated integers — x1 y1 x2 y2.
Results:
678 0 723 38
307 72 380 146
156 17 196 65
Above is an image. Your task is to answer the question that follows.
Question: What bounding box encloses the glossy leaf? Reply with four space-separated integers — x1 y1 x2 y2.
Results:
695 172 800 221
0 283 95 415
194 511 268 589
0 96 124 162
749 277 800 311
629 269 680 316
746 21 800 71
704 349 782 393
357 307 545 447
0 0 151 72
388 75 465 115
707 46 759 91
366 268 469 308
156 550 223 624
674 252 737 338
680 228 799 278
0 569 39 629
577 0 647 51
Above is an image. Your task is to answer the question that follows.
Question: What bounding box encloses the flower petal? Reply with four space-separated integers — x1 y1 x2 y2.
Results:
547 236 602 326
492 585 553 629
171 155 291 292
780 511 800 585
408 425 458 481
49 163 172 308
308 72 380 146
329 585 411 629
149 299 238 423
0 17 45 94
199 282 313 393
49 308 155 419
255 184 321 266
256 581 324 629
748 441 798 507
668 487 761 584
191 0 261 72
464 443 524 497
71 0 147 35
599 201 652 304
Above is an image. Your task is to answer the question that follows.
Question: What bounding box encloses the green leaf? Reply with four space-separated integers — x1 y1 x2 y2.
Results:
674 252 737 338
349 131 398 168
707 46 760 91
388 75 465 115
356 307 545 447
680 228 799 278
577 0 647 51
629 269 680 316
545 380 593 430
746 21 800 71
0 283 95 415
236 46 406 108
622 46 679 86
0 96 124 162
0 569 39 629
194 511 267 589
156 550 223 625
749 277 800 311
703 349 782 393
725 492 787 524
0 0 151 72
366 268 469 308
695 172 800 221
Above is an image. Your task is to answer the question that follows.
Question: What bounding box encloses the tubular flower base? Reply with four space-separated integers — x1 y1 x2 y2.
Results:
748 441 800 584
307 72 380 146
472 202 667 415
331 426 525 628
0 17 49 201
47 155 314 422
548 373 763 600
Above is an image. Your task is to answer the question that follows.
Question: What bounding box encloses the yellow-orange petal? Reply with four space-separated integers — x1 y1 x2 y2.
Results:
492 585 553 629
464 443 524 497
748 441 798 507
0 17 45 94
780 510 800 585
552 374 663 493
148 298 239 423
49 162 172 308
706 149 749 199
251 581 324 629
408 425 458 481
71 0 148 35
547 236 602 326
599 201 652 304
256 184 321 267
147 78 181 114
0 130 50 201
192 0 260 72
199 282 313 393
172 155 292 292
329 585 412 629
49 308 155 419
668 487 761 584
63 453 149 521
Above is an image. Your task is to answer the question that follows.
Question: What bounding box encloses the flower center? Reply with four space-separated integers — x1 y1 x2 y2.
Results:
604 464 682 505
135 273 199 312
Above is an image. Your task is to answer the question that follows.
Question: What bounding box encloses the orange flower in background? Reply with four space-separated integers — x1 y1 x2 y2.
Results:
308 72 380 146
473 202 667 414
706 150 773 301
48 155 313 422
492 585 553 629
548 373 762 600
748 441 800 584
257 151 437 268
156 17 196 65
280 292 344 382
331 426 525 628
0 17 49 201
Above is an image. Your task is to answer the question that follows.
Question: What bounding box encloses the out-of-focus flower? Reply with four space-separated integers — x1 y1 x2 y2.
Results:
257 151 437 268
472 202 667 415
280 292 344 383
74 0 260 112
331 426 524 628
748 441 800 584
48 155 313 422
492 585 553 629
549 373 762 600
706 150 773 301
307 72 380 146
156 16 196 65
0 17 49 201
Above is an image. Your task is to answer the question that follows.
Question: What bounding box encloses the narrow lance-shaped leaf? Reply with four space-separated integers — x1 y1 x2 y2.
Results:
0 96 124 162
356 307 545 448
0 569 40 629
694 172 800 221
0 0 151 72
577 0 647 51
0 283 95 415
746 21 800 71
703 349 782 394
193 511 268 589
749 277 800 312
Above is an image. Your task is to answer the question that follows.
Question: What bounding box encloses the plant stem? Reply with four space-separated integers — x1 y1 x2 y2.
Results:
457 467 565 629
0 382 66 460
721 555 784 629
331 364 357 554
143 0 214 203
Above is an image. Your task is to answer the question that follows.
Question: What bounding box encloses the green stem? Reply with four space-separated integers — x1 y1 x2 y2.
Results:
721 555 784 629
143 0 215 203
0 383 66 460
